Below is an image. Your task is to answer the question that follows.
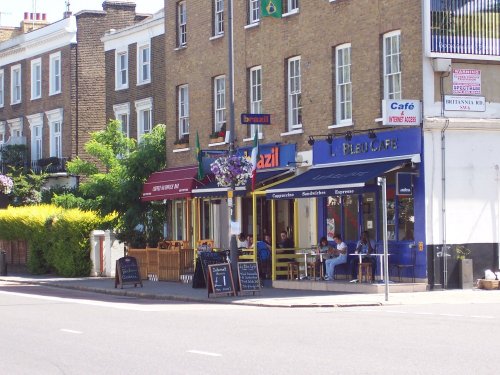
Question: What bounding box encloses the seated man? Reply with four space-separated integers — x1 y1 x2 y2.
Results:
324 234 348 280
278 230 294 249
349 230 377 281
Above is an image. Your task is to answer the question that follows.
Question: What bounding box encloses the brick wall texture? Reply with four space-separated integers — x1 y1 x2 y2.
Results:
164 0 423 168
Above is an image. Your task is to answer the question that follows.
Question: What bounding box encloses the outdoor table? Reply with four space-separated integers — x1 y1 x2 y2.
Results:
297 248 325 279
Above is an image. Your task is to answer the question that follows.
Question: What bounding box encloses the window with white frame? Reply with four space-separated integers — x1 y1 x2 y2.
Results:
249 66 262 138
28 114 44 162
31 58 42 100
46 108 63 158
137 43 151 85
284 0 299 14
213 75 226 133
178 84 189 138
213 0 224 36
115 50 128 90
383 30 401 100
11 65 22 104
135 97 153 142
113 103 130 137
7 118 23 138
49 52 62 95
248 0 260 24
0 122 5 149
177 1 187 47
335 43 352 125
0 70 4 108
287 56 302 131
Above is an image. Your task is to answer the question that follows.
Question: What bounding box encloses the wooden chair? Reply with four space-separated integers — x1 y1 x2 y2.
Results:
358 262 373 283
307 262 317 279
287 262 300 280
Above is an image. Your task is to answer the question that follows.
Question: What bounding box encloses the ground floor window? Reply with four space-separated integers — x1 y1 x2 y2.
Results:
383 189 414 241
165 200 187 240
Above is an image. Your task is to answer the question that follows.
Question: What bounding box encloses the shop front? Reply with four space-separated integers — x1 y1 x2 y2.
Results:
266 127 426 283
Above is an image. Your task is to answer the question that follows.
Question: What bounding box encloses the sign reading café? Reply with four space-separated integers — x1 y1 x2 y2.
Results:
382 99 422 126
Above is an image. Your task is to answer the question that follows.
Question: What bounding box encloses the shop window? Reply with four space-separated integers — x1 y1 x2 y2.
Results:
201 200 212 240
326 194 359 242
382 188 414 241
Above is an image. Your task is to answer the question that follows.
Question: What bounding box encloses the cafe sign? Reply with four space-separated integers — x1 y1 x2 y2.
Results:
382 100 422 126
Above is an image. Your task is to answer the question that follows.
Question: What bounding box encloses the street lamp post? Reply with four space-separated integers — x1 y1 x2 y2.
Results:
227 0 238 283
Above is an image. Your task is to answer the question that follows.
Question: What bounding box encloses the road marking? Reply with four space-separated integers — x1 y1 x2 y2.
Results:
413 312 433 315
61 329 83 334
187 350 222 357
385 310 409 314
471 315 495 319
439 313 463 317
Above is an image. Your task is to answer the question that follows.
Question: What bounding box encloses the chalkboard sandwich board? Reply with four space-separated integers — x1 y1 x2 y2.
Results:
237 262 261 295
207 263 235 297
115 256 143 289
192 251 226 289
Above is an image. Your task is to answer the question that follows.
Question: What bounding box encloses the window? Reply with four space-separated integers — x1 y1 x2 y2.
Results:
113 103 130 137
49 52 61 95
335 44 352 125
177 1 187 47
135 97 153 142
31 58 42 100
178 85 189 137
213 75 226 133
137 43 151 85
0 70 4 107
7 118 23 138
0 122 5 149
27 113 44 161
213 0 224 36
248 0 260 24
115 50 128 90
11 65 22 104
249 66 262 138
287 56 302 131
284 0 299 14
46 108 63 158
383 31 401 100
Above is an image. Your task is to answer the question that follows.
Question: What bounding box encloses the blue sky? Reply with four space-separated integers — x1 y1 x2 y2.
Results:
0 0 164 27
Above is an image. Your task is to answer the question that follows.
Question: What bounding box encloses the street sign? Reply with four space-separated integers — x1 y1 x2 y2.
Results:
241 113 271 125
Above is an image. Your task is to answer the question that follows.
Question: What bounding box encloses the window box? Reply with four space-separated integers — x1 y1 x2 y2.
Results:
174 135 189 149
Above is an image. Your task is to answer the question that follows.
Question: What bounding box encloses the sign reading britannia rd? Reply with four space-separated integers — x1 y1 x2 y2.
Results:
241 113 271 125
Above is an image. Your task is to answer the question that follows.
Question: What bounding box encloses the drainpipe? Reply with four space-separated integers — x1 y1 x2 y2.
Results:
440 72 450 289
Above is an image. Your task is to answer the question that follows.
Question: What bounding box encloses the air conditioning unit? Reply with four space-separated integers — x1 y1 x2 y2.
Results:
432 58 452 73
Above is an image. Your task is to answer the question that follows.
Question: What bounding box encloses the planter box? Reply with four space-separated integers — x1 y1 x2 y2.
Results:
478 279 500 290
173 143 189 149
209 137 225 143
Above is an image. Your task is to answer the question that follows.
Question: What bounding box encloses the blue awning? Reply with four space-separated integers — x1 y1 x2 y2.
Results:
193 168 292 198
266 160 407 200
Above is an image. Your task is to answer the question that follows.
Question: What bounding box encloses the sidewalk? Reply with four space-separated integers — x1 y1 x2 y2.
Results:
1 274 499 308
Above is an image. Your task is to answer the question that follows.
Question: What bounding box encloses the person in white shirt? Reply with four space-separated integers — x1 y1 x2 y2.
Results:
324 234 348 281
237 233 249 248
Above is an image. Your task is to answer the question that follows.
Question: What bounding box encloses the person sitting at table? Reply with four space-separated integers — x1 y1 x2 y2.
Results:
349 230 377 281
247 234 254 248
324 234 348 281
237 232 248 248
278 230 294 248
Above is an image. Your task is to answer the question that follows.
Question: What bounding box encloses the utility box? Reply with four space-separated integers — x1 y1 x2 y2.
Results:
459 259 473 289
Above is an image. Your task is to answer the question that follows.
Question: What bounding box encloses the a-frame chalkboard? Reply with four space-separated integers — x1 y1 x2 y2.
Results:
207 263 236 298
237 262 261 295
192 251 226 288
115 256 143 289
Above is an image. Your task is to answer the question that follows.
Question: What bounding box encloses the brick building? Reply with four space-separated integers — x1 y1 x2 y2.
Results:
103 8 165 142
0 1 149 186
146 0 426 279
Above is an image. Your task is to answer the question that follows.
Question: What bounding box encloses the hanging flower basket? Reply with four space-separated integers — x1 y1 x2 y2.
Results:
210 155 252 187
0 174 13 194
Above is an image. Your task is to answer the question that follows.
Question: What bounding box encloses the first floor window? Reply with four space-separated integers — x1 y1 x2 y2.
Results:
213 0 224 36
214 75 226 132
31 59 42 100
49 52 62 95
178 85 189 137
335 44 352 125
138 44 151 84
284 0 299 13
287 56 302 130
0 70 4 107
178 1 187 47
249 66 262 138
11 65 21 104
248 0 260 24
115 50 128 89
383 30 401 100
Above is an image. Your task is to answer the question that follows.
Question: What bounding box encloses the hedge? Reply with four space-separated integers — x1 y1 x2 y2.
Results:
0 205 115 277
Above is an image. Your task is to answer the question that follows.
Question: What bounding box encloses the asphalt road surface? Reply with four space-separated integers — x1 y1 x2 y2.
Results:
1 281 499 375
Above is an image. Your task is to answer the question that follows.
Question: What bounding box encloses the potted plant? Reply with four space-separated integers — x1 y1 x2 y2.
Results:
456 245 473 289
209 124 226 143
173 135 189 149
210 154 252 187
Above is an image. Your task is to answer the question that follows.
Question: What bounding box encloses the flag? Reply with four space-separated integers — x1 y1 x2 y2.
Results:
195 131 204 180
251 131 259 191
261 0 282 18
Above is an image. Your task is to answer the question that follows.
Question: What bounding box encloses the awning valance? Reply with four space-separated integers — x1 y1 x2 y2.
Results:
266 160 407 200
142 165 200 201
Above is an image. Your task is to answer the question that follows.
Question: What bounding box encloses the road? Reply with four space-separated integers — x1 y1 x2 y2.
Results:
0 282 499 375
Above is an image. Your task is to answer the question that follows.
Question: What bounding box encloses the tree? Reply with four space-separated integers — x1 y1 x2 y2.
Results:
53 120 167 246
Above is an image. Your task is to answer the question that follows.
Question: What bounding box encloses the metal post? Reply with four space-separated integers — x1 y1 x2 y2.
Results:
378 177 389 301
227 0 238 283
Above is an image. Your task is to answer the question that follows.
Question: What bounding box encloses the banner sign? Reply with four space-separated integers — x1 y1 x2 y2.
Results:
241 113 271 125
452 69 481 95
396 172 413 196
